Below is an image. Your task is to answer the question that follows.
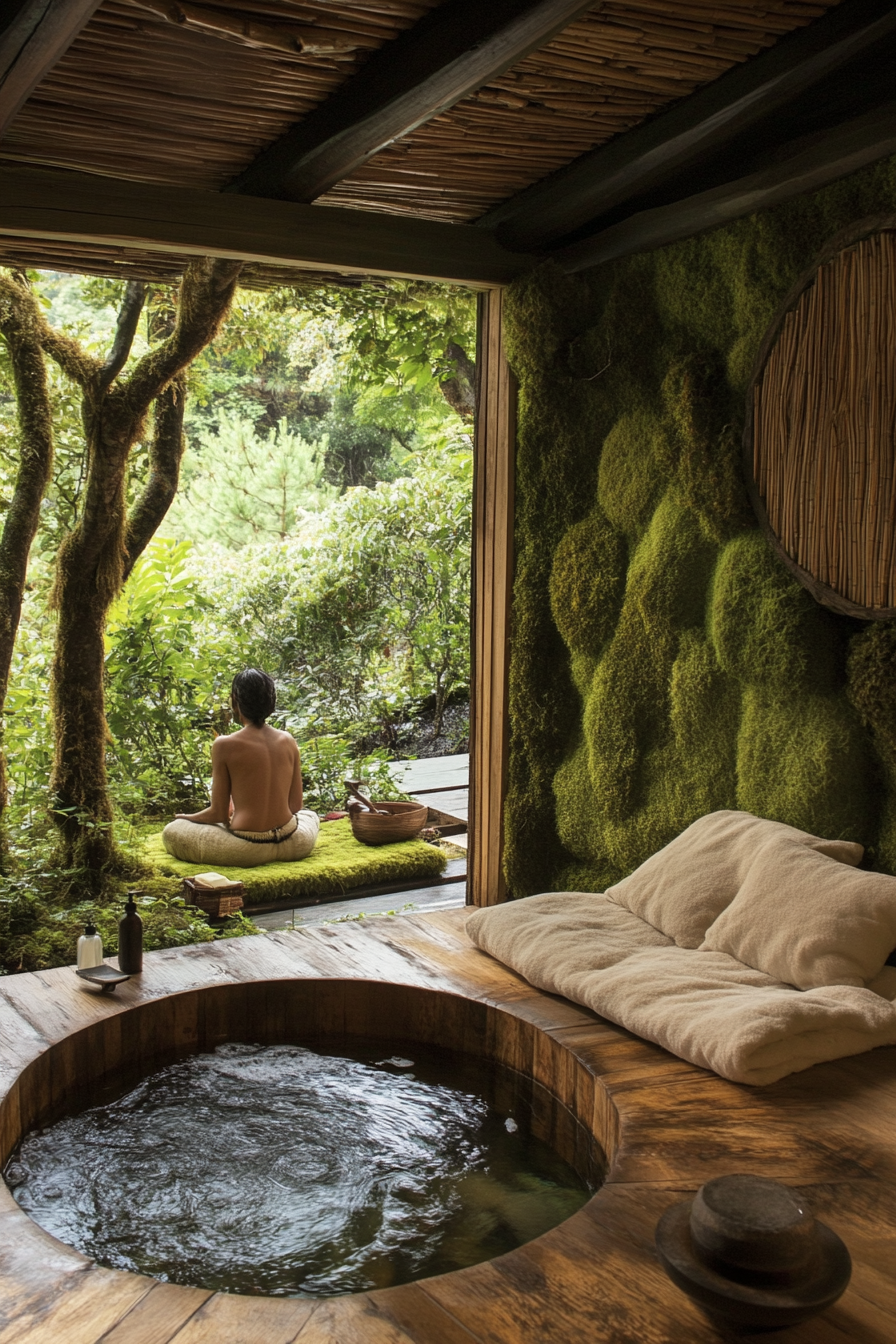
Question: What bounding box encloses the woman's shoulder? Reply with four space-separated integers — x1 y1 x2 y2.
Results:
270 726 300 750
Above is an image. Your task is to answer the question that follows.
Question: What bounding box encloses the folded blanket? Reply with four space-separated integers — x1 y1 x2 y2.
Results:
467 894 896 1086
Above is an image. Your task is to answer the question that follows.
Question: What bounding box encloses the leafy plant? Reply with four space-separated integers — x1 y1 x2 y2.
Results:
104 537 231 813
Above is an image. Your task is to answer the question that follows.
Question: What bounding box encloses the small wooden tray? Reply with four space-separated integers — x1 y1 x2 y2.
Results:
183 877 245 917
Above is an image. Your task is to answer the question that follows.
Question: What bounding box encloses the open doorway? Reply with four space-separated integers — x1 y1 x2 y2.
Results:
0 263 497 968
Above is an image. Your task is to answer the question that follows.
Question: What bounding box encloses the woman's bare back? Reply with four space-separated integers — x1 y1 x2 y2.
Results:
175 723 303 831
217 725 303 831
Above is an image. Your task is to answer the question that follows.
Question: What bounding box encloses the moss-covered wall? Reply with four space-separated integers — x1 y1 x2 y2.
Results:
503 156 896 897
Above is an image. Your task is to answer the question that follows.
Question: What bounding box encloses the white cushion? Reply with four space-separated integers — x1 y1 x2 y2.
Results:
700 838 896 989
604 810 863 948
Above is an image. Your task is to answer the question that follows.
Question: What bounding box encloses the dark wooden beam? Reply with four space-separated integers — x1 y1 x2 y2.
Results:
0 0 102 137
0 165 537 286
482 0 896 252
553 104 896 273
229 0 596 202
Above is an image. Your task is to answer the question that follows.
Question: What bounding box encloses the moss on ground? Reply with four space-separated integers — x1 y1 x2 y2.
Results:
504 154 896 896
143 819 446 904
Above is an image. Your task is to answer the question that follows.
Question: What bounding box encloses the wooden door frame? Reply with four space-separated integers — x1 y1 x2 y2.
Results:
467 287 516 907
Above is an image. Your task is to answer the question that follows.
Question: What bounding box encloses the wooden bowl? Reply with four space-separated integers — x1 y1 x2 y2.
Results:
349 800 429 846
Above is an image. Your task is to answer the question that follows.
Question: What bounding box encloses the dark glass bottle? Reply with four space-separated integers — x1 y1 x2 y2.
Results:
118 891 143 974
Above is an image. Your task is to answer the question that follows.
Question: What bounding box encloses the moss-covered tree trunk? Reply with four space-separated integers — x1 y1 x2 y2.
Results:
39 259 242 867
0 274 56 838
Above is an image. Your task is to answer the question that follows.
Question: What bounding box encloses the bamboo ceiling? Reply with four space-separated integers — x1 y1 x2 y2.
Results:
1 0 841 231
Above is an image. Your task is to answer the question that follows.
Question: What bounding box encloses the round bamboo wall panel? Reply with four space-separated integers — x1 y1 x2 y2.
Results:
746 220 896 618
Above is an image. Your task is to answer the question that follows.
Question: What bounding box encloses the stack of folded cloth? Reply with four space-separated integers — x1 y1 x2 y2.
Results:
193 871 241 890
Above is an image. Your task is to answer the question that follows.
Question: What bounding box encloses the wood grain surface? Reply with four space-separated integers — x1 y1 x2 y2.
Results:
0 908 893 1343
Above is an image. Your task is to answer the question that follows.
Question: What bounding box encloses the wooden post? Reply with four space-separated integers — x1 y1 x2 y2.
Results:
468 287 516 907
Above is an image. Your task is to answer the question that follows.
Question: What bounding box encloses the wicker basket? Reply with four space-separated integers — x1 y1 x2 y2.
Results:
183 877 245 917
348 799 428 846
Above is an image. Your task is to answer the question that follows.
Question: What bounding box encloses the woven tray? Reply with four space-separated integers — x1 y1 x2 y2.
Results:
183 877 245 917
348 799 428 846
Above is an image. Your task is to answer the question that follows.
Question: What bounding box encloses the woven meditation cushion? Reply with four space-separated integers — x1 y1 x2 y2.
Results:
604 810 863 948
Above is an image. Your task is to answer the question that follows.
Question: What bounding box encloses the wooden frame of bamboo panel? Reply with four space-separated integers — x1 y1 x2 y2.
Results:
468 288 516 907
744 212 896 620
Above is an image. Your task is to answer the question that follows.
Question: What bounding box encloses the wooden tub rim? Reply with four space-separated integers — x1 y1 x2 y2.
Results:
0 975 620 1302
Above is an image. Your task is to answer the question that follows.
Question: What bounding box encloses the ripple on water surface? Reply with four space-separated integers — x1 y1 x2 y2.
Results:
5 1041 599 1296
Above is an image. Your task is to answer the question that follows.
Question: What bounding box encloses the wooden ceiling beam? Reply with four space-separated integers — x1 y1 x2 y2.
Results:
229 0 596 202
0 0 103 137
0 165 537 286
553 103 896 273
483 0 896 252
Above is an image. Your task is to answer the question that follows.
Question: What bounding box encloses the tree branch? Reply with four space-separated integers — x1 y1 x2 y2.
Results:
121 257 243 420
123 374 186 578
0 273 55 808
439 341 476 420
99 281 146 391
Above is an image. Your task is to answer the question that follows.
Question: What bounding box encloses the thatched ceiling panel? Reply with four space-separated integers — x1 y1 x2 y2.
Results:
0 233 377 289
0 0 844 223
0 0 437 188
317 0 841 221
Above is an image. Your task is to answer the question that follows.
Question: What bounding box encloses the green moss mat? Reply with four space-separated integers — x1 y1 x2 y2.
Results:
142 821 447 905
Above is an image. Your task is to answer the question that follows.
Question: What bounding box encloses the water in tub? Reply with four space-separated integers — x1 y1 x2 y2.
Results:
4 1040 600 1296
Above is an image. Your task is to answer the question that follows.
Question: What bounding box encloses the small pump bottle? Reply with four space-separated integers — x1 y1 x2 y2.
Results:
118 891 144 974
76 922 103 970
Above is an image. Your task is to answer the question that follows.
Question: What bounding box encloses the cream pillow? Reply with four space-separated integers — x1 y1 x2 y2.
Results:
604 810 863 948
700 838 896 989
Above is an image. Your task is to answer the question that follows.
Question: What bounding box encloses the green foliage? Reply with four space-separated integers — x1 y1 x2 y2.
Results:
319 393 400 489
0 850 255 975
504 155 896 896
104 538 231 813
297 736 408 815
281 279 476 403
3 583 54 824
210 448 472 741
167 418 336 548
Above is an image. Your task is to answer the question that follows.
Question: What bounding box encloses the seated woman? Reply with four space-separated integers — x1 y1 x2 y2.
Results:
162 668 319 868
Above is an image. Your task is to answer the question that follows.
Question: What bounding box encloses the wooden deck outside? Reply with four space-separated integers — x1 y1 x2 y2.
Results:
390 754 470 850
0 909 893 1343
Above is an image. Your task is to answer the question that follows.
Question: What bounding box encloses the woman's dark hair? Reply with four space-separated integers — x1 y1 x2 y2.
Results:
231 668 276 727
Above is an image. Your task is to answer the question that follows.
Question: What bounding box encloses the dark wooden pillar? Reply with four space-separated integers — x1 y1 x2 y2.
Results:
468 287 516 907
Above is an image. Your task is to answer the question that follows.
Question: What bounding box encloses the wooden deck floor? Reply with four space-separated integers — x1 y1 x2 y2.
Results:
389 754 469 829
0 910 894 1343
